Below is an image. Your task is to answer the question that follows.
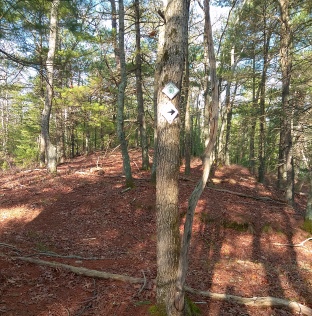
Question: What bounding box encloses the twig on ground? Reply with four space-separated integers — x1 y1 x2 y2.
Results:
30 250 104 260
121 187 131 193
0 242 21 253
132 159 140 172
273 237 312 248
137 270 147 296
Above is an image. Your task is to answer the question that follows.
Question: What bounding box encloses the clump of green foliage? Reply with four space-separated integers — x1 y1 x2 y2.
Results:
303 219 312 234
223 220 249 232
262 224 273 233
185 296 201 316
1 161 9 171
199 215 250 233
199 213 215 224
148 304 166 316
148 297 201 316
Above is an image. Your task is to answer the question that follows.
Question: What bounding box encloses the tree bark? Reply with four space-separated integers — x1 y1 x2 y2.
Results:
41 0 59 174
155 0 189 314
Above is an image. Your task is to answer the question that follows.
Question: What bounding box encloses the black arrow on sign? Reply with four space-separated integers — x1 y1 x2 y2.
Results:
168 109 175 115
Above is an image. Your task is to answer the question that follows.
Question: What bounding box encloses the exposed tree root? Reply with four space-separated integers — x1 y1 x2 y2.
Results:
9 255 312 315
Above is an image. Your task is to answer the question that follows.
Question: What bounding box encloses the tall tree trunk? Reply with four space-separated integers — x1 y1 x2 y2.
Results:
155 0 189 314
1 82 9 158
174 0 219 312
202 17 210 150
41 0 59 174
117 0 134 187
38 12 46 167
223 47 237 166
249 48 257 174
258 23 271 183
277 0 294 205
134 0 149 170
180 19 190 165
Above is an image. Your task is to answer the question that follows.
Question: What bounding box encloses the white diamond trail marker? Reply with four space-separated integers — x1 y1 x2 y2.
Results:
160 101 178 124
162 82 179 100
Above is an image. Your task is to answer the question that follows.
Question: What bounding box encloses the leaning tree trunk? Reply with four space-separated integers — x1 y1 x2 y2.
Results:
174 0 219 312
41 0 59 174
155 0 189 314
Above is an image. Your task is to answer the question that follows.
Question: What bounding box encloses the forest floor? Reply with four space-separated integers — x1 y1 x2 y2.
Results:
0 149 312 316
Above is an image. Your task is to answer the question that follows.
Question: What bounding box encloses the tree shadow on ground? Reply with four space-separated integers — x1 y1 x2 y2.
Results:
184 164 312 315
0 151 157 316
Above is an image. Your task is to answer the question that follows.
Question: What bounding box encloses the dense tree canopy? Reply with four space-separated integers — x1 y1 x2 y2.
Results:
1 0 311 182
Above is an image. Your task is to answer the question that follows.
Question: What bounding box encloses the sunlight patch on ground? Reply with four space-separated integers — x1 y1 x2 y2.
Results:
0 206 42 224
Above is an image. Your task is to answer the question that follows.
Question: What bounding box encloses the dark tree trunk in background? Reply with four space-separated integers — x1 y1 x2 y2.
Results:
258 25 271 183
184 93 191 175
134 0 149 170
116 0 134 187
277 0 294 205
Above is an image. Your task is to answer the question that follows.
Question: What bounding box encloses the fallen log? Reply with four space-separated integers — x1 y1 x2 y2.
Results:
185 286 312 316
11 255 312 315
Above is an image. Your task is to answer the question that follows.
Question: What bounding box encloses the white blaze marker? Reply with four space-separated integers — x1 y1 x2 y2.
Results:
160 101 179 124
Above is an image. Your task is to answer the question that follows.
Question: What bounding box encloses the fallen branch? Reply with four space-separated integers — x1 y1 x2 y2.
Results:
8 255 312 315
15 256 144 284
273 237 312 248
185 286 312 316
34 251 104 260
121 187 131 193
207 186 286 204
0 242 21 252
137 270 147 295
